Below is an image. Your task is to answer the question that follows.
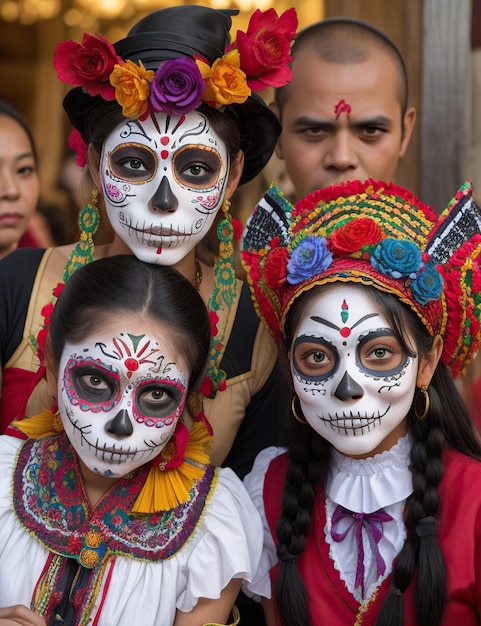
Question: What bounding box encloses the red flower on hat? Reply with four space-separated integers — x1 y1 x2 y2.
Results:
54 33 121 101
264 246 289 289
68 129 88 168
329 218 384 255
235 8 298 91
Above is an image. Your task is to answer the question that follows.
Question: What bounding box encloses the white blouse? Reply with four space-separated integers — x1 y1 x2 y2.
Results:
0 434 263 626
244 435 413 602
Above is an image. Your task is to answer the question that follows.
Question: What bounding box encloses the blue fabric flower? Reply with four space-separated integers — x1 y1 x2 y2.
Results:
287 236 332 284
371 239 422 279
411 262 443 304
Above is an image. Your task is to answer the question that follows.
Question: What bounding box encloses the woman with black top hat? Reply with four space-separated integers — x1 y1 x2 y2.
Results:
0 5 297 482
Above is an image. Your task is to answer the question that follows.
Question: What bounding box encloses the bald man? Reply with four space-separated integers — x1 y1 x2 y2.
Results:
273 18 416 199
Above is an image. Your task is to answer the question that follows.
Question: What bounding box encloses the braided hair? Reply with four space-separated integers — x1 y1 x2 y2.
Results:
275 284 481 626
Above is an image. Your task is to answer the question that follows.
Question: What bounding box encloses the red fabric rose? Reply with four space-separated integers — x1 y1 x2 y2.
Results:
235 8 297 91
53 33 121 100
263 246 289 289
329 218 384 255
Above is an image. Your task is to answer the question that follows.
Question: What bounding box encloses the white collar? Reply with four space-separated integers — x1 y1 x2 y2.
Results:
326 434 413 514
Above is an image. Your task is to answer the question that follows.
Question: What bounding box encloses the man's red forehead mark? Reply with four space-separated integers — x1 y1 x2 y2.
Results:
334 99 352 120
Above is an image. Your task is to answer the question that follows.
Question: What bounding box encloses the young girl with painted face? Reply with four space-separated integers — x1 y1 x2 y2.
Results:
0 255 262 626
241 179 481 625
0 5 297 481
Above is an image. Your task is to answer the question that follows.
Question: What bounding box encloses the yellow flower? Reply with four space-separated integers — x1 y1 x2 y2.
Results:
110 60 154 119
197 50 251 107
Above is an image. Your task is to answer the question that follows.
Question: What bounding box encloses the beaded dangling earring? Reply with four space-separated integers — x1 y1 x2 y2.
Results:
202 198 237 398
29 189 101 364
63 188 100 281
212 198 236 307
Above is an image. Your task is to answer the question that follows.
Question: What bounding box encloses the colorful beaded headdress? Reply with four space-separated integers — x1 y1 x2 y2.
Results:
242 179 481 377
54 4 298 185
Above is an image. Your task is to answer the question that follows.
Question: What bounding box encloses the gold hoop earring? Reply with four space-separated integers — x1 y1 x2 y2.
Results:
291 394 308 424
414 385 430 420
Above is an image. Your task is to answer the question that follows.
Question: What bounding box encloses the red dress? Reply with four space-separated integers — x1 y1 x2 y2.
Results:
263 447 481 625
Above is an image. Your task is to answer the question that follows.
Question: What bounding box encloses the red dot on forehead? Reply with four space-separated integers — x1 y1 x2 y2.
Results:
161 136 169 146
160 150 169 160
340 327 351 338
125 357 139 371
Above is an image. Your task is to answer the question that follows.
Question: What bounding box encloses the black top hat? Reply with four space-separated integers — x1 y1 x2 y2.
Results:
62 5 281 185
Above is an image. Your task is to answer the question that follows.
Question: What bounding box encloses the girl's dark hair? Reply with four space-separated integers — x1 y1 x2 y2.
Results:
276 284 481 626
49 255 211 390
0 99 37 162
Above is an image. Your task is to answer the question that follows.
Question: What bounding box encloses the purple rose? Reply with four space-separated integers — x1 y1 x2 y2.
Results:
150 57 206 115
287 236 332 284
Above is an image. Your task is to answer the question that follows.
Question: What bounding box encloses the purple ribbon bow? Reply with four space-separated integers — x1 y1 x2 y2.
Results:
330 504 393 594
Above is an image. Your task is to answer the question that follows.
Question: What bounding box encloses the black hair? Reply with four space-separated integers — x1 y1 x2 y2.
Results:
0 98 37 163
276 283 481 626
49 255 211 390
275 17 408 120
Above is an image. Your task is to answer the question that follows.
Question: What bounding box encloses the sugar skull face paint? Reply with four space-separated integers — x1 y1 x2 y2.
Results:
100 110 230 265
58 323 189 477
290 284 417 457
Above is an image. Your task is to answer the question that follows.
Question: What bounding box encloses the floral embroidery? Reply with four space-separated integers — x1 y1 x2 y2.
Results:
14 434 216 563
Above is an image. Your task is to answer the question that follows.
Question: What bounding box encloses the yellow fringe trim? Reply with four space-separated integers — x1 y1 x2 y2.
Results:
11 408 60 438
133 420 211 513
12 408 212 514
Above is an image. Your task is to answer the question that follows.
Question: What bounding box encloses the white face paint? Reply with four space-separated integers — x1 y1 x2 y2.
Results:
100 110 230 265
290 284 418 457
58 321 189 478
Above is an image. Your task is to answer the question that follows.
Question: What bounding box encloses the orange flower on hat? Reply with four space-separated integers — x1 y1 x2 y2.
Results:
110 60 154 119
198 50 251 107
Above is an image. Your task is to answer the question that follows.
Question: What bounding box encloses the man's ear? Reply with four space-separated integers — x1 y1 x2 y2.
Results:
87 143 101 189
45 336 59 401
400 106 416 158
416 334 443 388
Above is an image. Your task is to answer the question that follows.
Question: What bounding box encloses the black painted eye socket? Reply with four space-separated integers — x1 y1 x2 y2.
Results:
292 335 339 381
71 366 119 403
173 145 223 189
357 330 408 376
109 143 158 183
135 383 184 418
